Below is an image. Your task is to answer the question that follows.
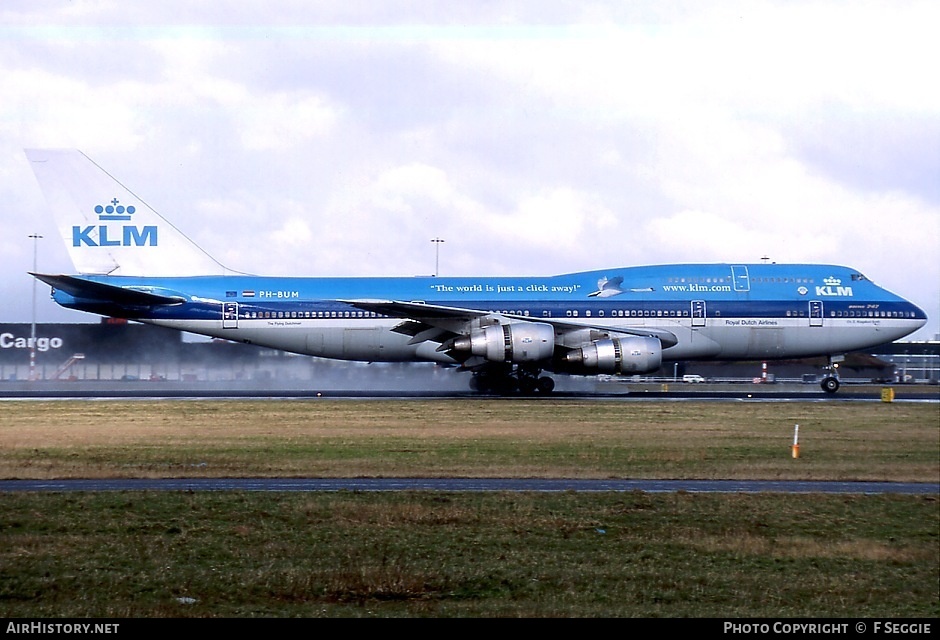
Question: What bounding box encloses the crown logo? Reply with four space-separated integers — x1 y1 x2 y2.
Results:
823 276 841 287
95 198 136 221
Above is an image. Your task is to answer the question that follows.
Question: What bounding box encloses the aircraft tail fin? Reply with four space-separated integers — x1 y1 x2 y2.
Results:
25 149 229 277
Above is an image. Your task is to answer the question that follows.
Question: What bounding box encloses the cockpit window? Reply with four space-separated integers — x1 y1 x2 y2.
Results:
851 273 869 282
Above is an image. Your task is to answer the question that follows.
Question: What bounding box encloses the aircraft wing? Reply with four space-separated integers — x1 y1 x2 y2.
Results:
343 299 679 348
31 273 187 306
343 299 489 321
342 299 491 347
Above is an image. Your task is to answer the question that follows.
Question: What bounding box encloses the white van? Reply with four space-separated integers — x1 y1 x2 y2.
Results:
682 374 705 383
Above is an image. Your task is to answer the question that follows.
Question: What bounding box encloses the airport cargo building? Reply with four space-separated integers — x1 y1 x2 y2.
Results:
0 321 456 391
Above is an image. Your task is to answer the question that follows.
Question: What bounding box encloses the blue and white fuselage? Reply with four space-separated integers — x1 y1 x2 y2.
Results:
41 264 925 368
25 149 927 394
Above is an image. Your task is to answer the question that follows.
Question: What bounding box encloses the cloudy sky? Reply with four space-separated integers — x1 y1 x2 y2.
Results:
2 1 938 340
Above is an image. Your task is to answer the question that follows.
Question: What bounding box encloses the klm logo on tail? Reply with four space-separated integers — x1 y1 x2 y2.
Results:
72 198 158 247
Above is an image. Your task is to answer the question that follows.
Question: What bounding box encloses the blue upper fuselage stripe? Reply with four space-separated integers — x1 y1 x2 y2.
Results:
76 263 911 304
55 262 927 322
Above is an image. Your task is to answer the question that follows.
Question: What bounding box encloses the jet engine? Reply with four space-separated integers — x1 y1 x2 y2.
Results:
451 322 555 363
564 336 662 374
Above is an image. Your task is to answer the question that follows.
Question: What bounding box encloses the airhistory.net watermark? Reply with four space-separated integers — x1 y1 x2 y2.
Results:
5 622 119 634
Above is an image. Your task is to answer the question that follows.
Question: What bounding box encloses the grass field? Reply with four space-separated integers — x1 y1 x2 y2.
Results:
1 399 938 480
0 399 937 617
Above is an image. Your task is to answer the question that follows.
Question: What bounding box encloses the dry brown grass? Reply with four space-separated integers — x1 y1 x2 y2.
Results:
0 399 937 481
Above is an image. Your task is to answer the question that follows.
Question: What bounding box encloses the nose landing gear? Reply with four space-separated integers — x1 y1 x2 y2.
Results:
820 376 840 394
820 355 842 394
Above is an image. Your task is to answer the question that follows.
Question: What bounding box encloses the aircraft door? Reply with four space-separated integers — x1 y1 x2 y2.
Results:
223 302 239 329
691 300 706 327
809 300 823 327
731 265 750 292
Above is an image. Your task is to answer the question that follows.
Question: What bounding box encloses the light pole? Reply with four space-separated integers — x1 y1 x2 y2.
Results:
28 233 43 381
431 237 444 277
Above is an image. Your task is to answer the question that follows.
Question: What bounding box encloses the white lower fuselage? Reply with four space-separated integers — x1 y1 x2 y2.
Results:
148 314 923 365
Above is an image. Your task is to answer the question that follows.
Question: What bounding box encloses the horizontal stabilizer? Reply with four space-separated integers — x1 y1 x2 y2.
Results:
31 273 186 306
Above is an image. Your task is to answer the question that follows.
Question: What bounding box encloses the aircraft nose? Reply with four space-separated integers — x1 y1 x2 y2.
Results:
905 301 929 333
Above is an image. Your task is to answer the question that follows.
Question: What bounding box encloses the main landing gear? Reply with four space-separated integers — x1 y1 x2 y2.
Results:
469 365 556 395
820 355 842 394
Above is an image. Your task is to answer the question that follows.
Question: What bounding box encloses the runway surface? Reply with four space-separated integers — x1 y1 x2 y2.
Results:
1 380 937 401
1 477 937 494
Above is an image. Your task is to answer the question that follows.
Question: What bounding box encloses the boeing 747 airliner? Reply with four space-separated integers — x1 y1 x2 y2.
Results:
24 149 927 394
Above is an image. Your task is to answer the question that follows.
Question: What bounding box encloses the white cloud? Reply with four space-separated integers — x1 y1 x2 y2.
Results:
0 2 936 337
478 188 618 254
235 92 340 150
371 162 459 211
0 67 146 151
267 215 314 247
430 4 940 117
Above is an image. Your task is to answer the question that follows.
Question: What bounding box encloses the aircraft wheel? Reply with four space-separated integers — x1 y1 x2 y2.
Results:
498 376 519 395
469 375 491 393
820 376 840 394
518 377 538 395
536 376 555 394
